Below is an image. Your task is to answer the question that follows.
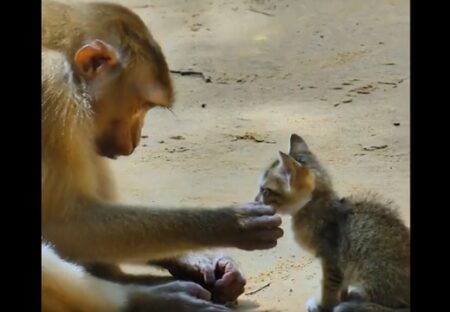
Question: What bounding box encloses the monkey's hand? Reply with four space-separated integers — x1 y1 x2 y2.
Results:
153 254 246 303
228 202 283 250
125 281 231 312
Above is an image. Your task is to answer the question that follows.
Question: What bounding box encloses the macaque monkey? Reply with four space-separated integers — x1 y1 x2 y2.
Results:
42 1 283 311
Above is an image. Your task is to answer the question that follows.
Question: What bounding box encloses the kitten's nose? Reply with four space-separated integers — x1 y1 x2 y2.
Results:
254 193 262 202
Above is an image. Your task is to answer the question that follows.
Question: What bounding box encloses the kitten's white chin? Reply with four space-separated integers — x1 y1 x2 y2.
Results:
280 196 312 216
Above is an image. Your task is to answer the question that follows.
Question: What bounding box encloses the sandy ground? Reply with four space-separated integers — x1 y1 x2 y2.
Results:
83 0 409 310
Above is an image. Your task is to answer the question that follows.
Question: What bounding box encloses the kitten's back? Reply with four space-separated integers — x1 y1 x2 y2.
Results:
339 194 410 307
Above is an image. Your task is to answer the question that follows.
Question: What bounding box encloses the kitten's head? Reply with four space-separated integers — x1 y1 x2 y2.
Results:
255 134 330 215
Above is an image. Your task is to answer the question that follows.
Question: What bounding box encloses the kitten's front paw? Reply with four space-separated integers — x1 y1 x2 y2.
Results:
306 297 329 312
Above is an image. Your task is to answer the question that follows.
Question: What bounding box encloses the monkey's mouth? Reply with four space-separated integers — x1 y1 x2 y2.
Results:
99 149 119 159
96 140 121 159
96 137 137 159
102 147 136 159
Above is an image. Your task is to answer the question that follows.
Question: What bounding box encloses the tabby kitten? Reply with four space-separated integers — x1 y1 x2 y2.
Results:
255 134 410 312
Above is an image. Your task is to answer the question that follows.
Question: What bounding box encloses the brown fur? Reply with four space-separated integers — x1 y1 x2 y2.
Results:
257 134 410 312
42 1 282 310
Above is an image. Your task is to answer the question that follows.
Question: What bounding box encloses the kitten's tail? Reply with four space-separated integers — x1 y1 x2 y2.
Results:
334 301 409 312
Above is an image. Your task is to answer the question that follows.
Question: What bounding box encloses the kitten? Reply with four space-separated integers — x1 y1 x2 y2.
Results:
255 134 410 312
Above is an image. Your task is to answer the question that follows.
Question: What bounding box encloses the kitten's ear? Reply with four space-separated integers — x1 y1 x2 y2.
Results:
289 133 309 155
278 151 298 175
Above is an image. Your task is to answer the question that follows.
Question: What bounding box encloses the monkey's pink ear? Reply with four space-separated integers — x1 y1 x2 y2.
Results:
74 40 118 79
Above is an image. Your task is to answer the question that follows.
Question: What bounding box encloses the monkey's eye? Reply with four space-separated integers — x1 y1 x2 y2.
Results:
143 101 155 109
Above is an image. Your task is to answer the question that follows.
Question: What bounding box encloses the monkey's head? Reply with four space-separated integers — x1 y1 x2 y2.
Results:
72 5 174 159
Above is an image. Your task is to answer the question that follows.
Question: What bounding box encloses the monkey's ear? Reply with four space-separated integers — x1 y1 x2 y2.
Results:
74 40 118 79
289 133 309 155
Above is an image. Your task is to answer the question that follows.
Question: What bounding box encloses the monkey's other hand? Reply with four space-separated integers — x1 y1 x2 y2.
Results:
306 297 331 312
212 255 246 303
229 202 283 250
161 254 246 303
126 281 232 312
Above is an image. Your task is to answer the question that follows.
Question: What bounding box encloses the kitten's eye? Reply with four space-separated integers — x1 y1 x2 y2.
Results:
296 156 306 164
261 188 279 196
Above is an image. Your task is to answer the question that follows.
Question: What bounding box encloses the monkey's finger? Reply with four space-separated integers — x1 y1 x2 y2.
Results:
246 215 282 229
176 282 212 301
192 286 212 301
255 207 276 216
213 283 245 304
253 240 279 250
238 239 278 251
192 298 232 312
216 261 246 292
215 257 237 275
214 271 246 299
259 227 284 241
202 267 217 286
178 294 232 312
221 270 245 286
238 202 275 216
215 272 236 289
202 306 232 312
248 204 275 216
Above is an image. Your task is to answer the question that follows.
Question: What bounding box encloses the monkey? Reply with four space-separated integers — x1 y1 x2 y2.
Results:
42 1 283 311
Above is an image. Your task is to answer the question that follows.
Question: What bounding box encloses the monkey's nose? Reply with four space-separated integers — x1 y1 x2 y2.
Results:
117 139 135 156
131 133 140 150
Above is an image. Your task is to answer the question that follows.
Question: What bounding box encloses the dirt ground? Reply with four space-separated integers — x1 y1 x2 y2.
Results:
85 0 409 310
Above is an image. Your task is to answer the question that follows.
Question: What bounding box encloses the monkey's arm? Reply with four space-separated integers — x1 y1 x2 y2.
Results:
42 243 129 311
85 254 246 303
43 243 232 312
43 202 282 263
83 262 176 286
